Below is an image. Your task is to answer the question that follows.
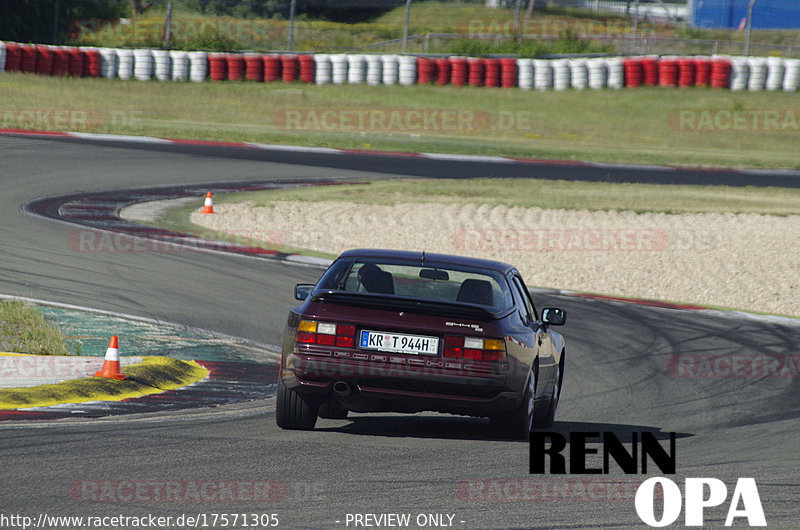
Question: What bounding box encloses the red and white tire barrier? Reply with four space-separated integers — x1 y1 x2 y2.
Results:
116 48 134 80
398 55 416 86
170 50 189 81
1 40 793 91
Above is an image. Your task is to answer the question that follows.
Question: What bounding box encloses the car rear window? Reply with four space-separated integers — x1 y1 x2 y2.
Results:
316 258 513 310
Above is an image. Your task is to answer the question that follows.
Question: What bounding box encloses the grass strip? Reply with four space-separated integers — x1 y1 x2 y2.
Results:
0 301 69 355
2 73 800 169
0 356 209 410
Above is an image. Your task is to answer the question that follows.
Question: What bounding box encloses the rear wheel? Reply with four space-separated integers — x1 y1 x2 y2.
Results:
533 351 564 429
275 379 319 430
491 364 535 440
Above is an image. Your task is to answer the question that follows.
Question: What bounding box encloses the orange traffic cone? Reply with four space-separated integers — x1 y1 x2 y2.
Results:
95 336 126 380
201 191 214 214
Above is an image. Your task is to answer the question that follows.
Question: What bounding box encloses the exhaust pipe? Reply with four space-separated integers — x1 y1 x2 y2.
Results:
332 380 351 398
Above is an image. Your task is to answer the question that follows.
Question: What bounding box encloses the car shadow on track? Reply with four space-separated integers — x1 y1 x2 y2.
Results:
317 415 505 441
542 422 692 442
316 416 691 442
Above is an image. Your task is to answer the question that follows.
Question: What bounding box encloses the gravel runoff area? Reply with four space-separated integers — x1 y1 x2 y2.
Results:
188 201 800 317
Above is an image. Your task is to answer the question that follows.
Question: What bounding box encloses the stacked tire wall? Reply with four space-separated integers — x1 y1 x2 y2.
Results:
2 41 799 92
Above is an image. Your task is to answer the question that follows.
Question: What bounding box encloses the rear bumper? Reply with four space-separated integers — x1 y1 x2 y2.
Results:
282 351 519 417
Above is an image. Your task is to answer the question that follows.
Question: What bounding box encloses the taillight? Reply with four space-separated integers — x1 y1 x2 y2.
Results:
444 336 463 358
444 335 506 362
336 325 355 347
297 320 355 348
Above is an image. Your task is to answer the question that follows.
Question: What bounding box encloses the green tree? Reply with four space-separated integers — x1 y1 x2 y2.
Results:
0 0 128 44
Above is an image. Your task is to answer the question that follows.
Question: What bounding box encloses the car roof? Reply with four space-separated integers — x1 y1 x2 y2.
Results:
338 248 515 274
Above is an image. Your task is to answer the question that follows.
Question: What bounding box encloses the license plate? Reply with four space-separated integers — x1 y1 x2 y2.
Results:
359 330 439 356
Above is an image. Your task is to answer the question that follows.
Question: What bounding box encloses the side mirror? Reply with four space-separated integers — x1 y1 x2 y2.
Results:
294 284 314 301
542 307 566 326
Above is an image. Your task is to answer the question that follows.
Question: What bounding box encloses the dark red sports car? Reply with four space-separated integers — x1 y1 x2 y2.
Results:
276 248 566 438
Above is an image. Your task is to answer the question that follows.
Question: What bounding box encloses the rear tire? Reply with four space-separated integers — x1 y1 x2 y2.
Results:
275 379 319 430
318 400 348 419
490 365 535 440
533 351 564 429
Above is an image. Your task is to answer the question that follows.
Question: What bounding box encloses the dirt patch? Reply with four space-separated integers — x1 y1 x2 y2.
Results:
191 200 800 316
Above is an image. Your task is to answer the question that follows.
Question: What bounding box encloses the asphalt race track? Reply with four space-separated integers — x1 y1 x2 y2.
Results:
1 134 799 528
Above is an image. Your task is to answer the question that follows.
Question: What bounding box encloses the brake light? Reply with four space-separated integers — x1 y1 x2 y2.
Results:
444 335 506 362
444 336 463 358
336 325 356 347
297 320 355 348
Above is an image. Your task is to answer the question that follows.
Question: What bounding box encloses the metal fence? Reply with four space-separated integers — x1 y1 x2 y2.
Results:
580 1 689 22
613 36 800 57
313 32 800 58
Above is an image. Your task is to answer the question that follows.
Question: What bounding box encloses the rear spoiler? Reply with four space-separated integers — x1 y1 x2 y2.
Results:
310 290 507 321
